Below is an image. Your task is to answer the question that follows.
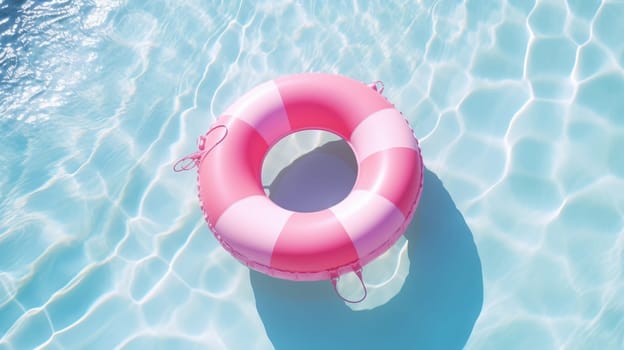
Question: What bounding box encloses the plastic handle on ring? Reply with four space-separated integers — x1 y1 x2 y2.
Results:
331 269 367 303
368 80 384 94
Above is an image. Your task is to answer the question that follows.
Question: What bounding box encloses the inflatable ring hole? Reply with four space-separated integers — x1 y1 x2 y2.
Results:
262 130 358 213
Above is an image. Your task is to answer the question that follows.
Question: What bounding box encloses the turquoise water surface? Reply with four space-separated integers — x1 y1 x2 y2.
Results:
1 0 623 349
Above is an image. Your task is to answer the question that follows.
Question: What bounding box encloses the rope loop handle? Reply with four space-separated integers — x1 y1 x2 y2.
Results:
173 124 228 172
330 267 367 303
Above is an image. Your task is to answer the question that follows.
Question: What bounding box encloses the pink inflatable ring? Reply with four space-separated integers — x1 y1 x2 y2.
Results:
175 73 424 302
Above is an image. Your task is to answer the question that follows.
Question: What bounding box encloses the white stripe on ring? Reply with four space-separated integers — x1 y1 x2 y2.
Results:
350 108 418 162
215 195 292 267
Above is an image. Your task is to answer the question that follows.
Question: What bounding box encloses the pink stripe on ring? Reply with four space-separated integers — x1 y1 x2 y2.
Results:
276 74 393 138
199 116 269 223
270 210 359 273
354 148 423 218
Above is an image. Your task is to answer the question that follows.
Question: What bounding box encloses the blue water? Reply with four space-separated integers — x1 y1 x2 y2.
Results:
1 0 623 349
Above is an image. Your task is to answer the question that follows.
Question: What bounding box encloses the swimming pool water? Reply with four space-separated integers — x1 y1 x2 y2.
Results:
1 0 623 349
